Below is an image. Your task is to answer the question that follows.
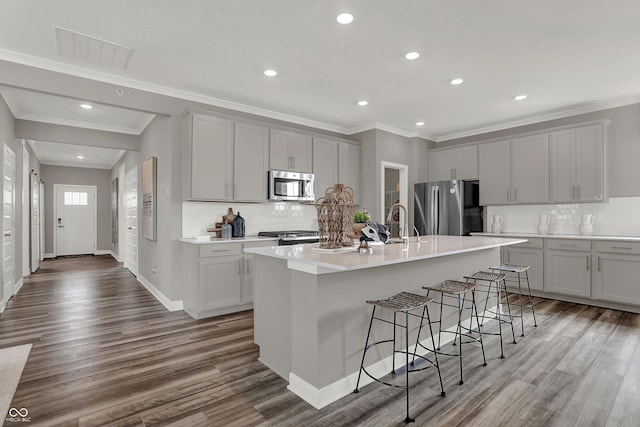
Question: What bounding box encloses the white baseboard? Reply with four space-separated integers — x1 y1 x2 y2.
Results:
286 311 492 410
136 274 184 312
95 250 111 256
0 299 5 313
110 251 122 262
14 278 24 295
44 253 55 259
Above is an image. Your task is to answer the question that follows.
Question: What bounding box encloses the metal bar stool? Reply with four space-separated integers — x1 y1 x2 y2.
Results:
464 271 517 359
414 280 487 386
354 291 446 424
490 263 538 337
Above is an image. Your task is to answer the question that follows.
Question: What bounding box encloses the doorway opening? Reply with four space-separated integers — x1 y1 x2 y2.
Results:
380 161 408 239
53 184 97 256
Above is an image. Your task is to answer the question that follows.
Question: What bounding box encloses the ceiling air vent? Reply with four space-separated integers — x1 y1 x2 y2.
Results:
55 27 132 71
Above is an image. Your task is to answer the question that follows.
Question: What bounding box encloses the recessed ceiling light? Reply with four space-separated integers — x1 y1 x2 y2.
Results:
357 100 368 106
416 121 425 126
264 69 277 77
450 78 464 85
77 155 84 159
514 94 527 101
405 52 420 60
337 13 354 24
80 104 93 110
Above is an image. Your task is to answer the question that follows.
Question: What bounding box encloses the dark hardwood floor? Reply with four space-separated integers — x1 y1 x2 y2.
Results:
1 255 639 426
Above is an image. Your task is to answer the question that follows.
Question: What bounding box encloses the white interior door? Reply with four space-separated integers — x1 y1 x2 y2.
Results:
21 145 29 276
118 164 125 262
39 182 45 261
3 144 16 300
55 185 96 256
31 172 40 272
125 167 138 275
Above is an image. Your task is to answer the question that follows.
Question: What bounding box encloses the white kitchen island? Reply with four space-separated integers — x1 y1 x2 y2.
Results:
244 235 526 409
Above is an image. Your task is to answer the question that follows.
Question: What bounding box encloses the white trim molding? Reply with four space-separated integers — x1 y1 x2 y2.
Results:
136 274 183 312
14 278 24 295
43 253 56 259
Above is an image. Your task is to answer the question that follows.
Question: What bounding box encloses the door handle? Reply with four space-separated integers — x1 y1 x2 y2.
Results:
58 225 65 228
586 255 590 270
598 256 601 271
3 231 11 236
127 226 132 230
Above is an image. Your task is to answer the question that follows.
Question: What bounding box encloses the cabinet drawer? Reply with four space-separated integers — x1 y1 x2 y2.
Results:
244 240 277 249
199 243 242 257
511 237 543 249
546 239 591 251
595 241 640 255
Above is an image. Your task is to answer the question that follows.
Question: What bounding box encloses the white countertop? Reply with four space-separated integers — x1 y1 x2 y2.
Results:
243 235 526 272
180 235 279 245
472 232 640 242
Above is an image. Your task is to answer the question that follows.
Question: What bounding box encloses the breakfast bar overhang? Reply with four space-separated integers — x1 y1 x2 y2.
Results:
244 235 526 409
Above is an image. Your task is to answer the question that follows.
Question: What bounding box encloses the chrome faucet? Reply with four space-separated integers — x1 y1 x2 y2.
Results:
386 203 410 244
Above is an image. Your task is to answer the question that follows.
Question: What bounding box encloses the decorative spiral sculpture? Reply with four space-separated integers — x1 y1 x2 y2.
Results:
316 184 355 248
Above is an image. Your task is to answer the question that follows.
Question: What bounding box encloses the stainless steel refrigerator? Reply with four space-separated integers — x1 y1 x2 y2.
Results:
414 180 483 236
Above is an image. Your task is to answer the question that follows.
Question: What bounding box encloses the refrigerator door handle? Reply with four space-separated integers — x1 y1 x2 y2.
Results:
434 186 440 234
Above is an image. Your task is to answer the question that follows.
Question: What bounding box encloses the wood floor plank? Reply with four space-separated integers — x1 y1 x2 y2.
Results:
2 255 640 426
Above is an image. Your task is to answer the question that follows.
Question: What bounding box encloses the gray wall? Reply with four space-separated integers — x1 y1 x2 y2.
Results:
439 103 640 198
40 164 112 254
352 129 431 224
136 115 183 301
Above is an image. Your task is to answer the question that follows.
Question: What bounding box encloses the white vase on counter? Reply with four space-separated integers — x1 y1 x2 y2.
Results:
491 214 503 234
579 214 594 236
537 214 550 235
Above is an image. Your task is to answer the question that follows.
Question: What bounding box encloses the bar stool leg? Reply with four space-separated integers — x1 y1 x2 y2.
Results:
354 306 376 393
517 272 525 337
501 279 517 344
392 312 397 374
471 290 488 366
494 280 505 358
480 279 492 326
424 306 446 397
457 294 465 384
404 310 414 423
525 270 538 327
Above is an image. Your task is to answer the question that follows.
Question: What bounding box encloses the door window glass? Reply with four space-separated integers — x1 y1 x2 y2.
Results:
64 191 88 206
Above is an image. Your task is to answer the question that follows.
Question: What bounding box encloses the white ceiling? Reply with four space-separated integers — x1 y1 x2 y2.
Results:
28 140 125 170
1 0 640 144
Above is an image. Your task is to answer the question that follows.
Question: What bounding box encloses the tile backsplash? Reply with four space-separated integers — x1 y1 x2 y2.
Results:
486 196 640 237
182 201 318 238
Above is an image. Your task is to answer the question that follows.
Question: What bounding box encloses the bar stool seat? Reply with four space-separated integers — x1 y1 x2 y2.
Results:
417 279 487 385
354 291 445 424
464 271 517 359
490 263 538 337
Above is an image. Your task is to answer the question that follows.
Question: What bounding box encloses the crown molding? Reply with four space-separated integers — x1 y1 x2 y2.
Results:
435 95 640 142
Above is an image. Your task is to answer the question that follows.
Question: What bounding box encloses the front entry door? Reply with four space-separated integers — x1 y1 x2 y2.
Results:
3 144 16 301
31 172 40 272
55 185 97 256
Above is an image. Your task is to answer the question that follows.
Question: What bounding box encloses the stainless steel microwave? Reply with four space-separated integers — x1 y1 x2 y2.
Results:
268 170 315 202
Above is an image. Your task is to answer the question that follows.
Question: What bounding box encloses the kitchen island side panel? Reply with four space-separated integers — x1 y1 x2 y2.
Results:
285 248 499 390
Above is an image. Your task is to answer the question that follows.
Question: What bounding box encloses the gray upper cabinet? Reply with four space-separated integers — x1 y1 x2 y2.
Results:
312 138 360 205
270 129 313 173
312 137 338 198
184 113 234 201
338 142 361 205
234 122 269 202
478 140 510 205
184 113 269 202
428 146 477 181
510 133 549 204
550 124 605 203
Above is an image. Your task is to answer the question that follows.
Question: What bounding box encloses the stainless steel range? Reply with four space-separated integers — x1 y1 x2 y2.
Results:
258 230 319 245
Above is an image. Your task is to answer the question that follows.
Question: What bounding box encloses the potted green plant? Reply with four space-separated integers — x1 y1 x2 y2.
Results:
352 209 370 237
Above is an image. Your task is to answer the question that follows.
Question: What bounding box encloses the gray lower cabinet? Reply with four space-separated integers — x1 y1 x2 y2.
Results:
592 241 640 305
544 239 591 297
182 240 275 319
502 238 543 291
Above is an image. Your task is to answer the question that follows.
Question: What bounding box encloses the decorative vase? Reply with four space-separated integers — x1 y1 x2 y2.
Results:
537 214 550 235
491 214 503 234
579 214 594 236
